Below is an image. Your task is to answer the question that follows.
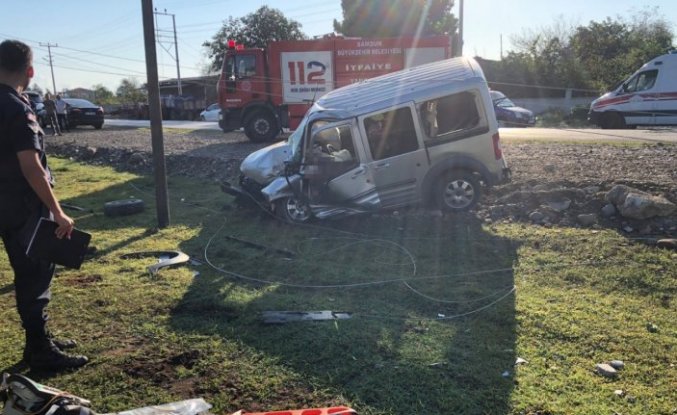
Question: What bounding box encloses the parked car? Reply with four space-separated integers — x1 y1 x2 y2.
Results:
490 90 535 127
200 103 220 121
23 90 44 112
62 98 104 129
223 57 511 223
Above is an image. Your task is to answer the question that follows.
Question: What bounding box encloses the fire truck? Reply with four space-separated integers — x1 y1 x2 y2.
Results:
217 36 452 141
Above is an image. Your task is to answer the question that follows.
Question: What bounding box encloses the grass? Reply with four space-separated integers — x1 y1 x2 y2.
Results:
1 158 675 415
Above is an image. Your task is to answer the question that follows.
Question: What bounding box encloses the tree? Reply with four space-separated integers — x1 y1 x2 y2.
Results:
203 6 306 72
29 83 43 95
571 9 673 90
333 0 457 38
116 78 146 104
92 84 116 106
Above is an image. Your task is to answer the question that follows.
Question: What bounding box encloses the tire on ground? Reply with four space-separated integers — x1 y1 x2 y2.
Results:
104 199 145 217
435 171 481 212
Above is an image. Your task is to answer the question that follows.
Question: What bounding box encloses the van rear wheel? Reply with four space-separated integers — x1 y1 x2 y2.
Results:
601 112 626 129
435 171 481 212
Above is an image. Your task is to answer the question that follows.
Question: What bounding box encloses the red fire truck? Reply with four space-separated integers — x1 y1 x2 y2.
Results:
217 36 452 141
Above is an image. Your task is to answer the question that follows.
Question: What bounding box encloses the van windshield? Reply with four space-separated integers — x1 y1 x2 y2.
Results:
288 115 336 162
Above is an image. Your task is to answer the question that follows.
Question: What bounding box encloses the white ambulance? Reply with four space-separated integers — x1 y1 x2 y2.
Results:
589 50 677 129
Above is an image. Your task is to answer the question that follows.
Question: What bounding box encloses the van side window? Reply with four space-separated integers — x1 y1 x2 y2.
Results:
624 70 658 93
364 107 418 161
421 91 481 139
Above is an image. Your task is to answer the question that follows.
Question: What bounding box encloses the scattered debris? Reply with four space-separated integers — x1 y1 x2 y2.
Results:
657 238 677 251
646 322 660 333
112 399 212 415
223 235 295 258
121 250 190 276
229 407 356 415
501 370 511 378
614 389 625 398
595 363 618 378
609 360 625 370
262 310 352 324
515 357 528 365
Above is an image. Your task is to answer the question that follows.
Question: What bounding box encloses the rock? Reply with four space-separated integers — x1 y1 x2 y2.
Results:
577 213 597 227
544 164 556 173
529 211 545 223
596 363 618 378
601 203 617 217
609 360 624 370
606 185 632 206
646 323 659 333
584 185 601 194
546 198 571 212
657 239 677 251
622 225 634 233
80 146 97 160
619 192 676 219
128 152 146 167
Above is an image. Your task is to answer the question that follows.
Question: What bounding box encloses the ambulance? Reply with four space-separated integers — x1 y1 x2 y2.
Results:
589 50 677 129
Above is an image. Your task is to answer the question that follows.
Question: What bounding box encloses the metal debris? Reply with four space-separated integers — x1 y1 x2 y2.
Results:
262 310 352 324
121 250 190 276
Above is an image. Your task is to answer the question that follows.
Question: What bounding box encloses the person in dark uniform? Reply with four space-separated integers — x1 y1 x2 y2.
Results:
0 39 88 370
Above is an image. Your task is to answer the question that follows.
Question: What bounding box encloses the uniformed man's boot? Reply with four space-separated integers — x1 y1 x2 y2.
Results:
25 339 88 371
22 332 77 362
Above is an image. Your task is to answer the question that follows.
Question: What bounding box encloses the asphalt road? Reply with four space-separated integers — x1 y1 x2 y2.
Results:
106 119 677 143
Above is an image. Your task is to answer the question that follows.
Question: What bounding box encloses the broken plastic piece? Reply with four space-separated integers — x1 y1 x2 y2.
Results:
120 251 190 276
262 311 352 324
515 357 528 365
229 407 356 415
105 399 212 415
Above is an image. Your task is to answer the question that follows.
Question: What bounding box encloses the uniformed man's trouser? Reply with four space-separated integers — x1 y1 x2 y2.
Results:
0 192 54 346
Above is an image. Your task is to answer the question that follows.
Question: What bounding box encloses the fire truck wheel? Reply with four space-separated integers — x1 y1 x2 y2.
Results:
245 111 278 142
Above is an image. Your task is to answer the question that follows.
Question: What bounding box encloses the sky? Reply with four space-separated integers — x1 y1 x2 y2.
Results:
1 0 675 93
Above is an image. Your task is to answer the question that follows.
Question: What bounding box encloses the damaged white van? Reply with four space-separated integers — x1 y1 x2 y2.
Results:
223 57 511 223
589 50 677 129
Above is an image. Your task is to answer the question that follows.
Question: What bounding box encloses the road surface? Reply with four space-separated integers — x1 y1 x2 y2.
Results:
105 119 676 143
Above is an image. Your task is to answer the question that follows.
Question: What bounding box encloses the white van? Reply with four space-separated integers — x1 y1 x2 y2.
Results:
223 57 511 222
589 50 677 129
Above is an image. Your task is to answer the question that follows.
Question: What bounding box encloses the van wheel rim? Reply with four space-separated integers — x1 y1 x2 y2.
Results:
443 180 475 209
285 199 310 222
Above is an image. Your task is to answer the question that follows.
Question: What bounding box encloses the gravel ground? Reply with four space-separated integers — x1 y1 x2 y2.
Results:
45 125 677 235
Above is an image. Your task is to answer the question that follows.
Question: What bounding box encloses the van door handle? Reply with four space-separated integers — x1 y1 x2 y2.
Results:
351 167 366 178
375 162 390 170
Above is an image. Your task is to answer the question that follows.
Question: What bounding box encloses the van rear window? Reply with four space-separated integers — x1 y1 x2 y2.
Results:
421 91 482 139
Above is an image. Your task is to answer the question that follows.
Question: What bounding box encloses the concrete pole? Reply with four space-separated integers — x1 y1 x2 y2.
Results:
40 42 58 94
141 0 170 228
171 13 182 96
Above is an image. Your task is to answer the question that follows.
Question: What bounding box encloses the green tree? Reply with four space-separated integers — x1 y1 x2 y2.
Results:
571 9 673 90
203 6 306 72
333 0 457 38
116 78 146 104
92 84 116 105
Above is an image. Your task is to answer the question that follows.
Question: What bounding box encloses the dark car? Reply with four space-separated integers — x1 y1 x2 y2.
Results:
23 90 44 112
63 98 104 129
490 90 535 127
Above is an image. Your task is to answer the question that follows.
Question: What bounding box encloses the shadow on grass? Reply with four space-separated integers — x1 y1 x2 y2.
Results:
170 209 521 414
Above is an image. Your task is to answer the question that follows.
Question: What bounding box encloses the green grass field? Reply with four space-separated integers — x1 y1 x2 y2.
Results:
1 158 674 415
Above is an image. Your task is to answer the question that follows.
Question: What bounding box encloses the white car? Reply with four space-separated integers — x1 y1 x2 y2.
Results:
200 103 220 121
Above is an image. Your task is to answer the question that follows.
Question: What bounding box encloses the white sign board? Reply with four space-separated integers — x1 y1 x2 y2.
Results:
281 51 334 104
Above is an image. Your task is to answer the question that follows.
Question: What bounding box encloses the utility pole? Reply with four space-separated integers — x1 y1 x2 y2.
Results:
500 34 503 60
458 0 464 56
141 0 170 228
39 42 58 94
153 8 182 95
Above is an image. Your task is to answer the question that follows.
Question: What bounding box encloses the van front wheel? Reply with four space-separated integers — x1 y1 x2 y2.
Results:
435 172 481 212
601 113 626 129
